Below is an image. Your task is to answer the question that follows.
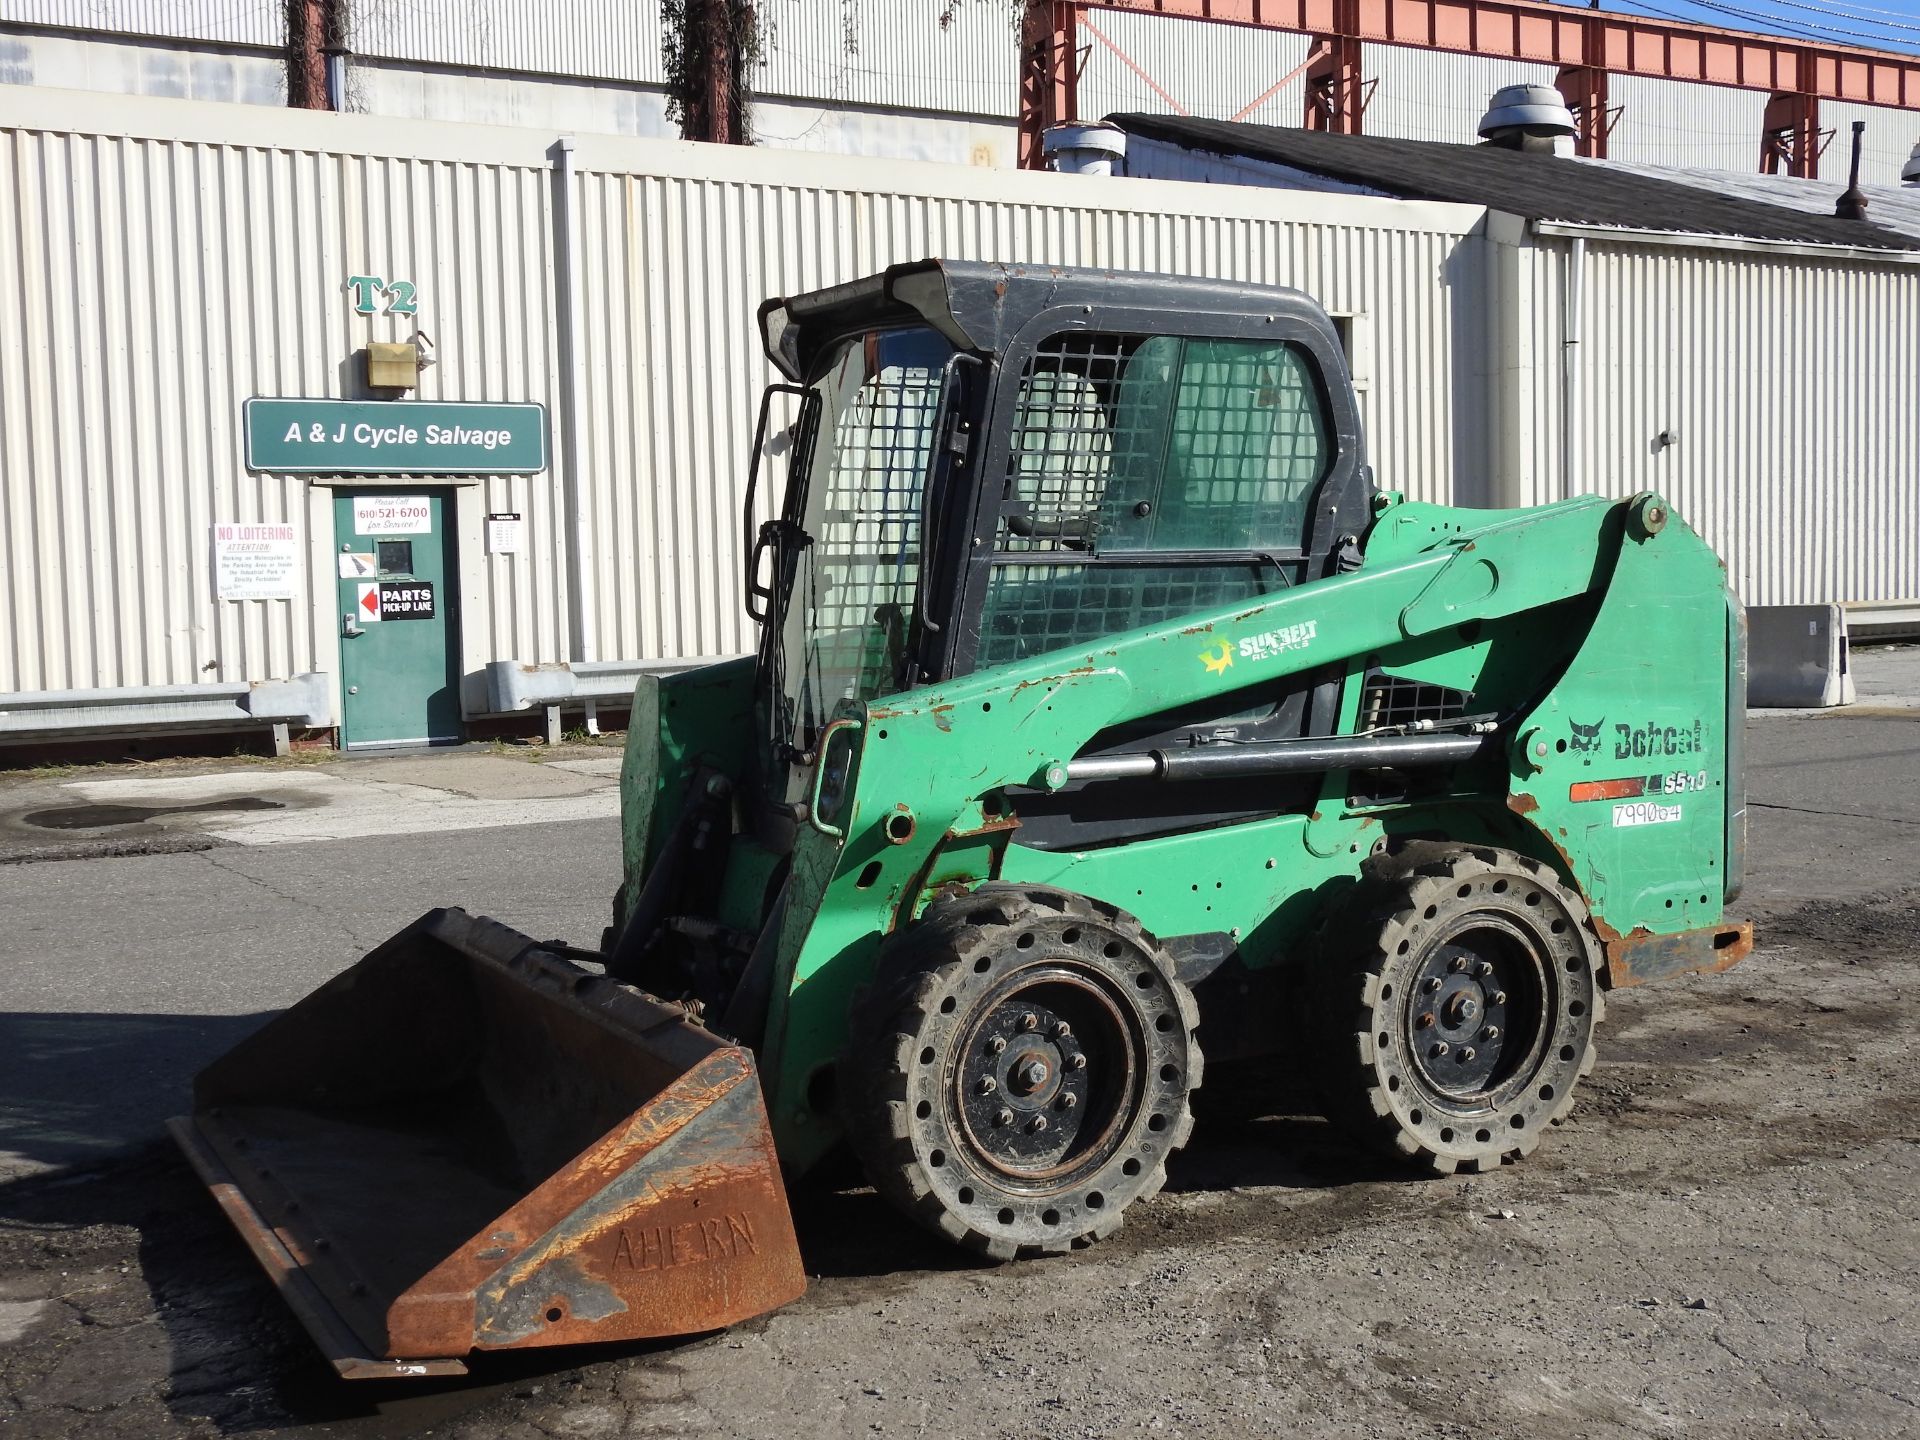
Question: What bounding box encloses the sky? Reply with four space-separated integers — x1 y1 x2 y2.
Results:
1573 0 1920 57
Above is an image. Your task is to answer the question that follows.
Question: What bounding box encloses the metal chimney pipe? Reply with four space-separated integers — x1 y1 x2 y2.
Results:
1836 121 1870 221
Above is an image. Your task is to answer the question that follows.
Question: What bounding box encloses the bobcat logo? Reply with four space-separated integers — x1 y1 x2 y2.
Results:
1568 718 1605 755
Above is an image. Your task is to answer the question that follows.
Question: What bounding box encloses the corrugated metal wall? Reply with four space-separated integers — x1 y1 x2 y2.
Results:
0 94 563 695
561 137 1489 665
757 0 1012 119
11 3 1920 184
350 0 662 86
1365 44 1553 147
0 88 1488 703
1513 237 1920 606
0 0 281 48
1078 8 1312 127
1610 76 1770 173
1822 99 1919 186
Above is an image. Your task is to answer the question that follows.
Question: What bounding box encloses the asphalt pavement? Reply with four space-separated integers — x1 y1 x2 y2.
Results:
0 651 1915 1439
0 815 622 1179
1 653 1915 1178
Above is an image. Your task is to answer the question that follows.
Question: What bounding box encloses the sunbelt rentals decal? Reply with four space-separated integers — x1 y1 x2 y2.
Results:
1199 620 1318 675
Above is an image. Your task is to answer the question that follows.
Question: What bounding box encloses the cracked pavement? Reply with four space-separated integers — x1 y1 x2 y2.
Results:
0 659 1917 1438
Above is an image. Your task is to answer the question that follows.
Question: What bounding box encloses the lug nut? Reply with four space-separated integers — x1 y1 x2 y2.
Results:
1490 990 1508 1006
1417 1012 1436 1029
1475 960 1495 978
1019 1012 1039 1032
977 1075 997 1095
1027 1115 1049 1134
1066 1052 1087 1071
1057 1092 1078 1110
1051 1021 1073 1040
1449 956 1469 974
987 1036 1007 1055
1425 977 1444 994
1481 1025 1500 1042
1459 1046 1477 1062
994 1108 1014 1127
1430 1041 1450 1058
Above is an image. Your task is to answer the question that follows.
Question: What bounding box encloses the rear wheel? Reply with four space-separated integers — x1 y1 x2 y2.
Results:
1315 844 1602 1175
843 885 1201 1260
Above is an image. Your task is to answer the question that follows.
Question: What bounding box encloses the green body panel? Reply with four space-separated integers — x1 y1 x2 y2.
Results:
613 656 757 939
616 494 1739 1173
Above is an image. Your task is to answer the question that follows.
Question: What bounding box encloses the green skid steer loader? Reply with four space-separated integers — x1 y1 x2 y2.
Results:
174 261 1752 1377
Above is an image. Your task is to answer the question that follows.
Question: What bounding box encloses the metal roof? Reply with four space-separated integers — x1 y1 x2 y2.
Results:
1110 113 1916 252
1595 160 1920 247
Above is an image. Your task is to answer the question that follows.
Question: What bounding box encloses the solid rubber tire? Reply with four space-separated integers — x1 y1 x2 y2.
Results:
1312 842 1603 1176
841 883 1202 1260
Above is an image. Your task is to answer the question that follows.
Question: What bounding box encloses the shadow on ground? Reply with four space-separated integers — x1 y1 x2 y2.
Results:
0 1012 272 1176
0 1065 1398 1436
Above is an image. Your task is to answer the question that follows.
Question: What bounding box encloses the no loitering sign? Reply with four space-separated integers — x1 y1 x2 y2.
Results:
213 521 300 600
244 398 548 475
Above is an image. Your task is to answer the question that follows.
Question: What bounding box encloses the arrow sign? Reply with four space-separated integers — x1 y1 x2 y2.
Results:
356 582 383 621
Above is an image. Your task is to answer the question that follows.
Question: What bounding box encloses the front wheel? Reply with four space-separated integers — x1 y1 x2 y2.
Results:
1315 844 1603 1175
842 885 1201 1260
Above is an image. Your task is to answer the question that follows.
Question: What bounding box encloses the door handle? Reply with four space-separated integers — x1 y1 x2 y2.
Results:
342 612 364 638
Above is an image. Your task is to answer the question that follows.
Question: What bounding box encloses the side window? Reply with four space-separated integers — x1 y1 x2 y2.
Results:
978 331 1334 667
1144 337 1329 551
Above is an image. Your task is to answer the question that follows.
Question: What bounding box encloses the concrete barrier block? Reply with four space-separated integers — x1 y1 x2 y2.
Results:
1747 604 1854 708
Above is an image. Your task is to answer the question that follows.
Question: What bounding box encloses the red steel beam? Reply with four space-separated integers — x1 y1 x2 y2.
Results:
1020 1 1081 170
1077 0 1920 110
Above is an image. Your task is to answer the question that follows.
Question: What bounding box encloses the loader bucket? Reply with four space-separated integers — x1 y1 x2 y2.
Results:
167 908 805 1379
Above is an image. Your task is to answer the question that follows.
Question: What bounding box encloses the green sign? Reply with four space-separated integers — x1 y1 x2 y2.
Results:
244 399 548 475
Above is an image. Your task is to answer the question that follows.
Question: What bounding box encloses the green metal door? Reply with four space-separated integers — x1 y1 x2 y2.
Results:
333 490 462 748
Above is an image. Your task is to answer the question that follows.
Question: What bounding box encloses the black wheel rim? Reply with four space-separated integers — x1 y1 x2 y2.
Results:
952 965 1141 1187
1403 916 1551 1109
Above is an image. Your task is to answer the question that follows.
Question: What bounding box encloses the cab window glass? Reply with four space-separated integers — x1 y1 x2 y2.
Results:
979 332 1333 667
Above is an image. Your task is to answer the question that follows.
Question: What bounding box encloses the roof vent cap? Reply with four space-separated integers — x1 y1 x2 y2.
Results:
1479 83 1577 156
1043 122 1128 177
1903 138 1920 186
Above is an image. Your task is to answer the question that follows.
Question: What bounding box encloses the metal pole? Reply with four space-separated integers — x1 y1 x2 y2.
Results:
1066 731 1495 784
1561 235 1585 501
551 137 596 665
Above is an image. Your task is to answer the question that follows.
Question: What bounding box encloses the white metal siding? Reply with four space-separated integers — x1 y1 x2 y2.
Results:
565 153 1486 663
1821 99 1919 186
1515 236 1920 607
0 88 1486 700
1609 75 1769 174
348 0 664 86
0 0 281 48
757 0 1012 119
1079 8 1312 127
0 101 564 695
0 27 288 105
347 59 676 138
1364 44 1555 148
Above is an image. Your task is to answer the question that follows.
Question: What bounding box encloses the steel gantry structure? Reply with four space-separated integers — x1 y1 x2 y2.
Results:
1017 0 1920 177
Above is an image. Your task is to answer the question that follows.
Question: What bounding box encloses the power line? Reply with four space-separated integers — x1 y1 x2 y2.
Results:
1763 0 1920 36
1608 0 1920 53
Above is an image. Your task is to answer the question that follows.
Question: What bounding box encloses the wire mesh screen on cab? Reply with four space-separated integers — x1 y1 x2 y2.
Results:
784 329 947 743
978 332 1331 668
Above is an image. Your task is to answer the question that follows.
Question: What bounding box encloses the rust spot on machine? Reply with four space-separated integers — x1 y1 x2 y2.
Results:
171 909 805 1378
1599 920 1754 989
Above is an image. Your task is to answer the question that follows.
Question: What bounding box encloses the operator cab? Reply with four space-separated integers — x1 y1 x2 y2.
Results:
750 260 1372 840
